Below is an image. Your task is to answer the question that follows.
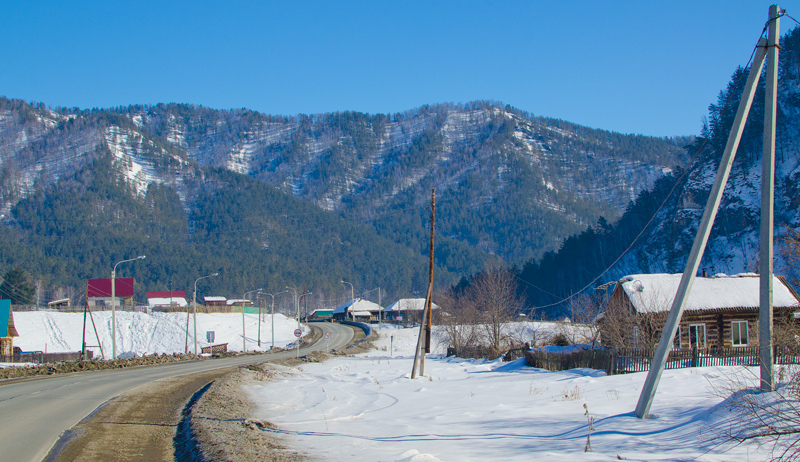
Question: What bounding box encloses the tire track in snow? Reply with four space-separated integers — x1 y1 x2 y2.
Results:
44 313 71 351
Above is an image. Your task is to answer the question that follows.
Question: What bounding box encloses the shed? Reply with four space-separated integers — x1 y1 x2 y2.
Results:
203 296 227 307
47 298 71 309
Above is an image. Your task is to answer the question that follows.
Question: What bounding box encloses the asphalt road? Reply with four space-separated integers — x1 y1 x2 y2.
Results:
0 321 355 462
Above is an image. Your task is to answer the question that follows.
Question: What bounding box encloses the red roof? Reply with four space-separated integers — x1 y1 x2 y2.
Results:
87 278 135 298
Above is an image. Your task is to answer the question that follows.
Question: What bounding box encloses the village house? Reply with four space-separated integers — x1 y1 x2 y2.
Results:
384 298 439 324
146 291 188 311
599 273 800 349
332 298 383 322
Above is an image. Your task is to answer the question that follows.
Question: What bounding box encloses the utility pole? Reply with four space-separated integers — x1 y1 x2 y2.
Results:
341 280 354 321
192 272 218 355
635 7 781 417
760 4 781 392
111 255 145 359
412 189 435 379
242 288 262 352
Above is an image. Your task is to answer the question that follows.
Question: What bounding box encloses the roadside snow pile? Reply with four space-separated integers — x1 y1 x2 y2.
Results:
12 311 307 358
245 325 780 461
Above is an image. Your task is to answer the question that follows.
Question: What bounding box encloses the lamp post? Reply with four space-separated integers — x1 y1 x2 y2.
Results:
286 287 298 328
259 291 288 349
341 280 354 321
192 272 218 355
111 255 145 359
242 288 262 352
299 291 312 322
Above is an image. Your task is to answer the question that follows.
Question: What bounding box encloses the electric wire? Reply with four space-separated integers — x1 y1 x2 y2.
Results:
522 22 775 313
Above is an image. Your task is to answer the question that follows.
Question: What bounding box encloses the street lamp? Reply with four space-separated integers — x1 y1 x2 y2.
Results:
341 280 354 321
259 290 288 349
299 291 313 322
285 286 301 328
191 272 218 355
111 255 145 359
242 288 262 352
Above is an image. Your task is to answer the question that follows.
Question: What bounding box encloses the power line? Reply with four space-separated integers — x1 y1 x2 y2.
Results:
523 25 772 313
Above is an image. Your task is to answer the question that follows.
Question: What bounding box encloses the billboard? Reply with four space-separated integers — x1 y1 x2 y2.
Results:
0 299 9 336
87 278 135 298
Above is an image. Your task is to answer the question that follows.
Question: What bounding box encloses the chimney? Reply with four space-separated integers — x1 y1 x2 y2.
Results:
702 268 707 278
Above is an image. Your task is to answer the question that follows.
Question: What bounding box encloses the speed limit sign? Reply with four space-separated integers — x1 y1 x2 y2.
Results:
294 328 303 338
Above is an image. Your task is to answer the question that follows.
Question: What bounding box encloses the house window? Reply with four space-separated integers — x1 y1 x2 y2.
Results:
731 320 749 346
632 325 639 347
673 326 681 350
689 324 706 348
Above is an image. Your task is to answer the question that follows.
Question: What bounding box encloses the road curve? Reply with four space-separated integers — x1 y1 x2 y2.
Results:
0 321 355 462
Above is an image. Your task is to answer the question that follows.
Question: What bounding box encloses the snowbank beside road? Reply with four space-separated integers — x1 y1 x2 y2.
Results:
12 311 307 358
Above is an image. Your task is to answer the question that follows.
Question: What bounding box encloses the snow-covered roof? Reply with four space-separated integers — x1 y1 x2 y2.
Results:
333 298 383 314
47 298 70 306
227 299 252 305
618 273 800 314
384 298 439 312
351 311 373 317
204 296 226 302
147 297 188 308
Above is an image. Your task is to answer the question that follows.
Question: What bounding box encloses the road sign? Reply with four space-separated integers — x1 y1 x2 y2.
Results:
294 328 303 338
324 332 331 342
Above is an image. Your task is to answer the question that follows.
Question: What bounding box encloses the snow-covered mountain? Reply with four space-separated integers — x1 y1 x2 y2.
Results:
612 29 800 285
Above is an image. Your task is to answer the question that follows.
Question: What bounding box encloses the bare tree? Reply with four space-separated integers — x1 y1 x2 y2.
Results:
435 291 480 353
469 266 523 352
780 227 800 287
707 366 800 461
598 289 669 350
560 293 604 348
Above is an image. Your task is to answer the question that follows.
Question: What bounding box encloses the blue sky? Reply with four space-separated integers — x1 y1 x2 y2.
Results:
0 1 797 137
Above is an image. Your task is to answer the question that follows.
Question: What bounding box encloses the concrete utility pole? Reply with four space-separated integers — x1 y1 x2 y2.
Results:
341 280 355 320
760 4 781 392
242 288 262 352
635 6 781 417
111 255 145 359
259 291 286 348
192 272 218 355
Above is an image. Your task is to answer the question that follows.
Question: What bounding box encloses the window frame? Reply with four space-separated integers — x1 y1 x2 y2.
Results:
731 320 749 347
689 323 706 349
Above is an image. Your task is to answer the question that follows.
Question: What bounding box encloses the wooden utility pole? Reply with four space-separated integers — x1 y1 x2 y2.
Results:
760 4 780 392
636 6 782 417
412 189 435 379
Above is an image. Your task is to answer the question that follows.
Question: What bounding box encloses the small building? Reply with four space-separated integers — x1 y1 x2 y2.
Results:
384 298 440 324
203 296 227 307
47 298 71 309
1 300 19 356
333 298 383 322
306 309 334 321
147 291 188 311
87 277 136 307
599 273 800 349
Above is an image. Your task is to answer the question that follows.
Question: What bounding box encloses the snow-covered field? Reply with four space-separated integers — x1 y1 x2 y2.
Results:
245 325 784 461
9 310 307 359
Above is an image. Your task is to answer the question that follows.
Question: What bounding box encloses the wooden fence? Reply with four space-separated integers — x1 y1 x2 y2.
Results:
0 350 93 364
524 345 800 375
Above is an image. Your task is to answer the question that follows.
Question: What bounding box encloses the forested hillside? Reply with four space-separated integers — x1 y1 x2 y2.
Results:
0 96 687 307
516 27 800 317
